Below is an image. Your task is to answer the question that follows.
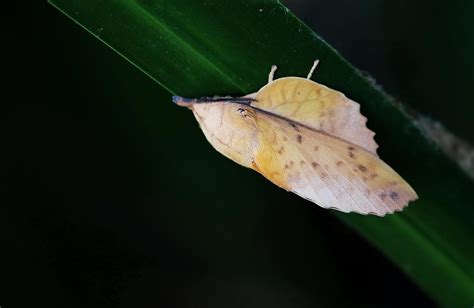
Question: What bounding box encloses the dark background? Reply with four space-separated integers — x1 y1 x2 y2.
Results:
8 0 472 307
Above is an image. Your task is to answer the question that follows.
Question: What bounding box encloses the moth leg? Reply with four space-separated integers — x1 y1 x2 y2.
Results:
307 59 320 79
268 65 278 83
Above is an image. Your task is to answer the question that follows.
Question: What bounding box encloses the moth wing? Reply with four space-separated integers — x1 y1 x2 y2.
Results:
252 113 417 216
252 77 379 155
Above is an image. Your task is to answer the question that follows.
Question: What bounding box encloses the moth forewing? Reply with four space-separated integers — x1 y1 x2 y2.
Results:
253 111 417 216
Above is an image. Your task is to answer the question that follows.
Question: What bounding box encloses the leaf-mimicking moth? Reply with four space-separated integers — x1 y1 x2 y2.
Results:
173 60 418 216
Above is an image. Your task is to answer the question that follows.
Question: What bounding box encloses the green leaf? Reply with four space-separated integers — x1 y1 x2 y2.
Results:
49 0 474 306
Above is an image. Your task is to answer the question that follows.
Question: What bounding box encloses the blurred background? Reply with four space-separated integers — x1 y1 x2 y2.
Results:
10 0 472 307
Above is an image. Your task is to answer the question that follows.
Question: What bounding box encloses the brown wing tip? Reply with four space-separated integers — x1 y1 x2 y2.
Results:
374 196 417 217
326 190 418 217
363 191 418 217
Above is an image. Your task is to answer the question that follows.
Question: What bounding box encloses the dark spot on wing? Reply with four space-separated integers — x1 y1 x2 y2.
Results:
348 151 355 159
379 192 387 200
297 135 302 143
362 176 368 182
358 164 367 172
370 173 378 179
321 172 328 180
312 162 320 169
390 191 399 201
277 146 284 154
289 122 300 132
348 146 355 151
284 164 290 169
336 161 343 167
290 161 295 166
314 146 319 151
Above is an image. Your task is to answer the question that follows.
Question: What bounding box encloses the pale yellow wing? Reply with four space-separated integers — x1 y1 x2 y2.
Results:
251 77 379 155
251 112 417 216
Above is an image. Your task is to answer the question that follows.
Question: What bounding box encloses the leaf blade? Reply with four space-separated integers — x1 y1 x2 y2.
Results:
48 1 474 306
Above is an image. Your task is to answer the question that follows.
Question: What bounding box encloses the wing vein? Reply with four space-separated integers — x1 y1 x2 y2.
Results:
279 128 340 209
279 123 357 212
329 141 397 214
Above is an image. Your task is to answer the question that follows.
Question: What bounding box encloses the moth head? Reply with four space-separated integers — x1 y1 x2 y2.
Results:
173 96 259 167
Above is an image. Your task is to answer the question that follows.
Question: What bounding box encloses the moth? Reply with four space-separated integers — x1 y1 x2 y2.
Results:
173 61 417 216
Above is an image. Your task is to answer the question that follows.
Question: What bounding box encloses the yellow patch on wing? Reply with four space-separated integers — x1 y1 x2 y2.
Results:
252 123 290 190
252 77 378 155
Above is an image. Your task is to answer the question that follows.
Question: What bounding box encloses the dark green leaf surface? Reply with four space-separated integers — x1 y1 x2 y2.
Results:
49 1 474 306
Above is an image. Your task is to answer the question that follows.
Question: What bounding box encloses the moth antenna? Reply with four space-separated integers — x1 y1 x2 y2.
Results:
268 65 278 83
307 59 320 79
